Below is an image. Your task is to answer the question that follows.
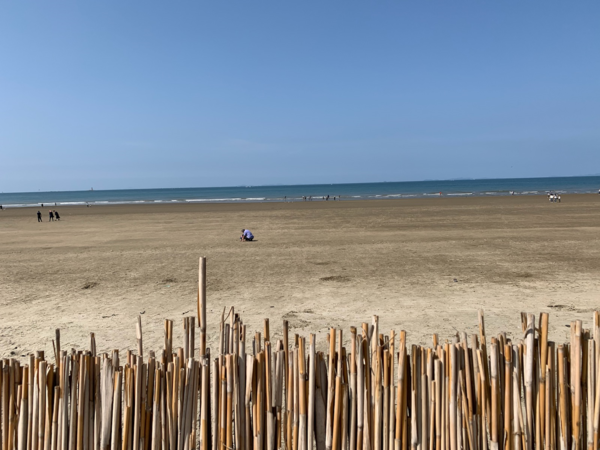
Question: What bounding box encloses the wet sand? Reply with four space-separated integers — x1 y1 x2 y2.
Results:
1 195 599 357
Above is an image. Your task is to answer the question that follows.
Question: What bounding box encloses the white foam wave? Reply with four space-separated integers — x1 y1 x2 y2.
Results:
186 198 243 202
3 203 40 208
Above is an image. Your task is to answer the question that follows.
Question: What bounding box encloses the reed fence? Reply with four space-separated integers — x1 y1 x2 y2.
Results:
1 257 599 450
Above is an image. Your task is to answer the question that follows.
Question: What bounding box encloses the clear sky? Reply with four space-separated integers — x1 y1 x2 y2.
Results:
1 2 599 192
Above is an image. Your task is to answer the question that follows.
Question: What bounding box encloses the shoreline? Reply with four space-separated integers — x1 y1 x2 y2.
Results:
1 192 598 214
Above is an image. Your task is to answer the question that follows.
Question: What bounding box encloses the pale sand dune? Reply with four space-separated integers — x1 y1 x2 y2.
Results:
1 195 599 359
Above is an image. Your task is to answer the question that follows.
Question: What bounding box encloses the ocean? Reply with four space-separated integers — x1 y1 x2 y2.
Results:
1 176 599 208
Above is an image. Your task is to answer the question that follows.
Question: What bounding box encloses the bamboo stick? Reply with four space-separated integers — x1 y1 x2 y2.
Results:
490 341 499 450
504 345 513 450
332 330 343 450
593 340 600 450
557 346 568 450
450 344 458 450
341 384 349 450
112 371 122 450
539 314 549 448
287 349 294 450
363 326 373 450
275 348 284 450
383 349 390 450
389 332 396 450
245 355 254 450
571 321 582 450
18 367 28 450
299 338 308 450
586 341 594 450
266 341 275 450
524 315 535 450
309 335 317 450
397 333 407 450
326 329 337 450
9 361 17 450
226 356 233 450
435 361 442 450
219 358 227 450
37 362 46 450
357 335 365 450
373 346 382 450
137 317 143 358
198 257 207 358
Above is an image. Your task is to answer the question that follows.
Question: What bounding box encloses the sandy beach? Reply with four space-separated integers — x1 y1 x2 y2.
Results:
1 195 599 358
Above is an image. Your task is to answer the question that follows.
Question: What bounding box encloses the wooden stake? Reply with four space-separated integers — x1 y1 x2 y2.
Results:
309 335 317 450
198 257 207 358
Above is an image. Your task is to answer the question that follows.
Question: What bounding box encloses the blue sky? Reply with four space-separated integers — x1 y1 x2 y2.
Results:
1 2 599 192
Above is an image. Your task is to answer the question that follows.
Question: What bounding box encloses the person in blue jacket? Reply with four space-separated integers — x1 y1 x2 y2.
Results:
240 229 254 241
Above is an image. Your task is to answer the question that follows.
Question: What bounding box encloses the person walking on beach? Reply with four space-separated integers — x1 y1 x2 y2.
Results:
37 211 42 222
240 229 254 241
54 210 61 220
49 210 54 221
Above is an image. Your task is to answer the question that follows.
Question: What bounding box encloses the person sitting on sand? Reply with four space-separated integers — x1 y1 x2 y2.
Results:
240 229 254 241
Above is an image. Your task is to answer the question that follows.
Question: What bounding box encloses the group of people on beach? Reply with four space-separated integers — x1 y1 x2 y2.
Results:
37 210 60 222
548 193 561 203
301 195 339 201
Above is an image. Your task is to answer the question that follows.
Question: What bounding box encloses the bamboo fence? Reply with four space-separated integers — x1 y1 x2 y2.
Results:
1 257 600 450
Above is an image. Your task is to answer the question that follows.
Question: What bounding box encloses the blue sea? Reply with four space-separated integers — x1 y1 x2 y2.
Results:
1 176 600 208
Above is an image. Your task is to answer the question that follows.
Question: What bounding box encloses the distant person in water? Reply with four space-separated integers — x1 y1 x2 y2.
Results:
54 210 61 220
49 210 54 221
240 229 254 241
37 211 42 222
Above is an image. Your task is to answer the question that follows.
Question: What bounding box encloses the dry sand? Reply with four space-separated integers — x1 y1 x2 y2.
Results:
1 195 599 358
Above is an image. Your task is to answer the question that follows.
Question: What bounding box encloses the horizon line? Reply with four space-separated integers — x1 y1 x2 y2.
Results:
1 173 600 195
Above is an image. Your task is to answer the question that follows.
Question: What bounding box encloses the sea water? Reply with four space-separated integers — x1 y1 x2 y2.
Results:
1 176 599 208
